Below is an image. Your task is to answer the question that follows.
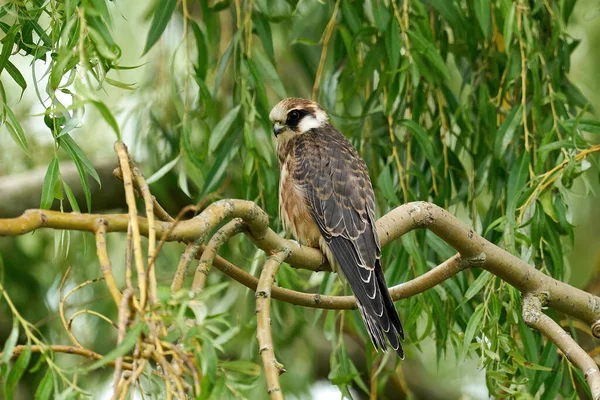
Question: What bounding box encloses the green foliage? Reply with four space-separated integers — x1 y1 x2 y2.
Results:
1 0 600 398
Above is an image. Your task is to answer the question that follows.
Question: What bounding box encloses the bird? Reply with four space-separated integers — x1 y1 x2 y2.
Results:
269 97 404 358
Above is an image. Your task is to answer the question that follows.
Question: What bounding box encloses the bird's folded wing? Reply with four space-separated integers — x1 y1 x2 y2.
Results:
294 128 385 314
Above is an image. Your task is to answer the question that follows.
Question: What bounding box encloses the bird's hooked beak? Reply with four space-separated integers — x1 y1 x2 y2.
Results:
273 122 285 137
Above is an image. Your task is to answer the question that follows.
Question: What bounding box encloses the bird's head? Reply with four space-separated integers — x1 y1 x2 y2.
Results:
269 98 329 139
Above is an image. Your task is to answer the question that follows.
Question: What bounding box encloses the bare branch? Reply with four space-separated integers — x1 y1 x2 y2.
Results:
113 166 174 223
113 288 135 399
208 250 472 309
95 220 122 305
115 142 147 309
4 197 600 395
171 241 202 292
3 201 600 327
256 250 290 400
191 218 245 292
523 293 600 399
131 165 158 305
1 344 132 370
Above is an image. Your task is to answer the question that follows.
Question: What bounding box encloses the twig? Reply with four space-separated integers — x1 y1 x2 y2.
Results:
152 193 230 290
209 251 473 309
523 293 600 399
312 0 341 100
117 358 149 400
113 288 135 399
68 309 118 330
517 3 531 154
171 240 203 292
60 270 105 348
2 344 132 370
113 167 174 222
517 144 600 223
256 250 290 400
132 166 158 305
115 142 147 309
191 218 245 292
95 220 122 305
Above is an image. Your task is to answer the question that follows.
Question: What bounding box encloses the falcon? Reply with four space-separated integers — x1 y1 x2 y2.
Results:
269 97 404 358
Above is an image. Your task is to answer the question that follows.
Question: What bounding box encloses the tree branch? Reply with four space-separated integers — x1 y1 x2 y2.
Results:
4 201 598 328
95 220 122 306
207 251 472 309
1 344 132 370
115 142 148 309
192 218 245 292
523 293 600 399
3 199 600 396
256 250 290 400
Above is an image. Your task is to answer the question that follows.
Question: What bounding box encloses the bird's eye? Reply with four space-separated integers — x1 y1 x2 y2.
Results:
288 110 300 122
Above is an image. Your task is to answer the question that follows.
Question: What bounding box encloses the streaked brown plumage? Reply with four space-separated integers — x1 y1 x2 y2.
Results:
270 97 404 358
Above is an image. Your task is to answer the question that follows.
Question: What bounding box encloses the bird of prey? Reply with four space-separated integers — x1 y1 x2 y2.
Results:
269 97 404 358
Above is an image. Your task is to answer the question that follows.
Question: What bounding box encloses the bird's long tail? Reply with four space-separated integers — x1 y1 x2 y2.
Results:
356 268 405 359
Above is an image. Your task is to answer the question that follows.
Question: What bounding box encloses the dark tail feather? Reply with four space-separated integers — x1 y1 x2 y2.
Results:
375 262 404 341
357 302 387 350
356 263 404 359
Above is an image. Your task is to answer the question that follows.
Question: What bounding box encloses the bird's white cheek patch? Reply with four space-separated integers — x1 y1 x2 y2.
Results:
298 116 323 133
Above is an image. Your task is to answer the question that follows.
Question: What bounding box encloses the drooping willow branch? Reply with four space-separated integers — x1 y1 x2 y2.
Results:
3 197 600 397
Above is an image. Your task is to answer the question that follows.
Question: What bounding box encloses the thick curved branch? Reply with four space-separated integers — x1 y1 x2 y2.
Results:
523 293 600 399
256 250 290 400
4 197 600 395
2 201 600 329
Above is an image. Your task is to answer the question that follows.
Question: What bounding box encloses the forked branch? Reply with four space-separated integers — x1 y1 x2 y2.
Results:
2 191 600 397
523 293 600 399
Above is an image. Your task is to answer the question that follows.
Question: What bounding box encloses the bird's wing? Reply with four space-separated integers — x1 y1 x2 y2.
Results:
294 127 404 357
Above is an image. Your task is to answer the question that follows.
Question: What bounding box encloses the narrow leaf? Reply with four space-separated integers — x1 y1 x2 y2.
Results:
62 181 80 213
460 271 492 306
208 105 241 152
59 135 101 185
5 341 31 399
82 323 143 371
5 62 27 93
59 134 101 212
1 321 18 365
34 368 54 400
493 105 522 159
399 119 439 167
4 105 29 156
146 154 181 184
562 118 600 134
219 361 261 376
91 101 120 139
143 0 178 54
0 29 15 75
40 157 60 210
461 303 485 360
474 0 491 39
